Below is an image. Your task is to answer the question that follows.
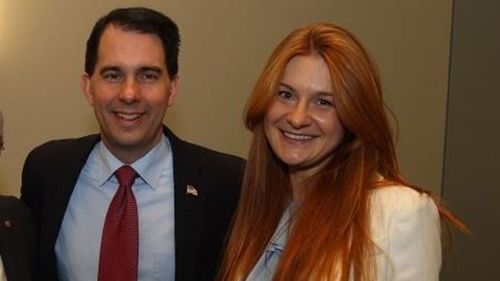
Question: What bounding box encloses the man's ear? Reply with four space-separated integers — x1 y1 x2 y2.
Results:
80 73 94 105
167 75 180 107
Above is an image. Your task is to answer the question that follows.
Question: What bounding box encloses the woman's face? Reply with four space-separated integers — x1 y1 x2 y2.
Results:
264 55 345 178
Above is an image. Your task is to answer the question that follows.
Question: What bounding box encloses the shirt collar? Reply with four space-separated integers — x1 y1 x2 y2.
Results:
95 134 171 190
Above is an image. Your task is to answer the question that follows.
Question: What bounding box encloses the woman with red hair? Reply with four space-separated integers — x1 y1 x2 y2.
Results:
219 23 465 281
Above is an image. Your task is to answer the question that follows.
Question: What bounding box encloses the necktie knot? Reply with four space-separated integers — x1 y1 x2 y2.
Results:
115 165 137 187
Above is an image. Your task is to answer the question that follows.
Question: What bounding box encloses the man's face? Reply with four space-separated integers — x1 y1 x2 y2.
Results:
81 25 178 163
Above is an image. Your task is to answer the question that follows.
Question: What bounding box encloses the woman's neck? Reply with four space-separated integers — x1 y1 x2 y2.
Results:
290 172 311 201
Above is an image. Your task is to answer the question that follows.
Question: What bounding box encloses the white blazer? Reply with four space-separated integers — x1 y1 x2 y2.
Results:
369 185 441 281
247 185 442 281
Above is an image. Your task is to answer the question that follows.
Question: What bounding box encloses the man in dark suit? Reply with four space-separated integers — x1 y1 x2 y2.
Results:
21 7 244 281
0 111 35 281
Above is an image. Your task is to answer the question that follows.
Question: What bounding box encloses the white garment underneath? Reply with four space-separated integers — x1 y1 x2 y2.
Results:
0 255 8 281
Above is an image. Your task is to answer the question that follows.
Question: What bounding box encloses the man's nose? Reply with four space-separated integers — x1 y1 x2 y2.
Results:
119 77 140 103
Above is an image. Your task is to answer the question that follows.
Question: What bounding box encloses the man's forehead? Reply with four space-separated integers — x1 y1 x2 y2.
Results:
96 26 165 62
99 24 163 48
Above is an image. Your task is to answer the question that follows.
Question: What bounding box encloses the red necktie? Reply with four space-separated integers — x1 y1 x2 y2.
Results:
98 165 139 281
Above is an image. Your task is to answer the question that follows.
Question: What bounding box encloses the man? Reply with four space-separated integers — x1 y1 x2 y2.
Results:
0 111 35 281
21 7 244 281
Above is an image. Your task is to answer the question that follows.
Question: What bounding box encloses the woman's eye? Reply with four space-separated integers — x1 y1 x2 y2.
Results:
315 97 335 107
277 90 293 100
318 98 333 106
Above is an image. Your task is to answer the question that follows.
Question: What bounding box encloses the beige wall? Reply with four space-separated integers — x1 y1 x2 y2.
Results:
0 0 452 195
441 0 500 279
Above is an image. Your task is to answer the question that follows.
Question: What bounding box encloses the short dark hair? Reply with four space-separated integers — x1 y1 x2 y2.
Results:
85 7 180 78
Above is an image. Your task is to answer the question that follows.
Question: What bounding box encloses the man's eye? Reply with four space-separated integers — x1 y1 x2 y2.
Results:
102 71 122 81
139 71 159 82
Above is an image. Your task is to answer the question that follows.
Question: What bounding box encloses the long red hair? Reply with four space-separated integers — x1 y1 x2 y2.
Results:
219 22 464 281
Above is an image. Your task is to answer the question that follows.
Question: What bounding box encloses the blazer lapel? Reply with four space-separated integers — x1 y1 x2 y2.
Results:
164 127 205 281
0 196 35 281
47 135 100 237
0 204 20 281
40 134 100 278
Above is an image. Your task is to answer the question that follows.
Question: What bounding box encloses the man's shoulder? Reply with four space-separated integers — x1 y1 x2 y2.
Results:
0 195 31 216
23 134 100 172
0 195 22 206
28 134 99 157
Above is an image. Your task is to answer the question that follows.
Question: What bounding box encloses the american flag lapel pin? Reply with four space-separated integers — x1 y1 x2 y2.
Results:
186 184 199 197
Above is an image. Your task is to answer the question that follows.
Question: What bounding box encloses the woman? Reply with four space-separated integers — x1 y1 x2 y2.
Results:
219 23 465 281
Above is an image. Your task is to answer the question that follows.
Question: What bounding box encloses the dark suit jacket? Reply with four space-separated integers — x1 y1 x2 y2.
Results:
21 126 244 281
0 195 35 281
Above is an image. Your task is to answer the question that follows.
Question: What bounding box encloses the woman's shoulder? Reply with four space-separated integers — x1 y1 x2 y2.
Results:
368 185 442 281
369 185 439 227
370 185 436 212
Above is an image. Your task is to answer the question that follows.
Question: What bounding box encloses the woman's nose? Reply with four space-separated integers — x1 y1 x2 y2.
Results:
287 102 311 128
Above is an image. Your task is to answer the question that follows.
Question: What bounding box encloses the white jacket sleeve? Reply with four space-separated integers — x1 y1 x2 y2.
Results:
370 186 442 281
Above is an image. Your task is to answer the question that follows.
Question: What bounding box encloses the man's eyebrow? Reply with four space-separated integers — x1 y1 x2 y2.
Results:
97 66 164 76
99 66 121 75
138 66 163 73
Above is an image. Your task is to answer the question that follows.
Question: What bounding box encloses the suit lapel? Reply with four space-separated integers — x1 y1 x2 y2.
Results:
164 127 206 281
0 201 21 281
0 197 35 281
44 135 100 266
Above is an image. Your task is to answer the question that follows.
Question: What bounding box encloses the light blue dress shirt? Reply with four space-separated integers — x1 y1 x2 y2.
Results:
246 207 292 281
55 135 175 281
